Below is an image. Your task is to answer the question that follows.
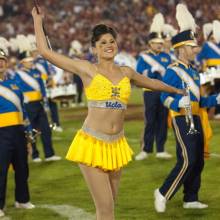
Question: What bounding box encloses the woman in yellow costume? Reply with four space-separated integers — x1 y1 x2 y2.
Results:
32 7 184 220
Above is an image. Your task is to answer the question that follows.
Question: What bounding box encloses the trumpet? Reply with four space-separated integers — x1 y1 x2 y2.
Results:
182 81 199 135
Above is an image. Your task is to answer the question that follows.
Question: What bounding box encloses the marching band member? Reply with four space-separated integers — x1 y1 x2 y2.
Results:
28 34 63 132
196 21 220 156
196 20 220 71
12 35 61 163
32 5 184 219
135 13 172 160
154 4 220 212
197 21 220 118
0 41 35 217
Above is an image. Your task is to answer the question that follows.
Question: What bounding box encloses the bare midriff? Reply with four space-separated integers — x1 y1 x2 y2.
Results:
83 107 125 135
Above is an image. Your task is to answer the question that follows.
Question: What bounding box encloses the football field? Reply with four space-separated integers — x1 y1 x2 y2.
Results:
6 88 220 220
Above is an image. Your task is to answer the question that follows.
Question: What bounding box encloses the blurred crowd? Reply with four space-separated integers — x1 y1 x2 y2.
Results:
0 0 219 56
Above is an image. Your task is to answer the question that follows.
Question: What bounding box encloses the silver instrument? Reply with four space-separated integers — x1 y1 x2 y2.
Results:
182 81 199 135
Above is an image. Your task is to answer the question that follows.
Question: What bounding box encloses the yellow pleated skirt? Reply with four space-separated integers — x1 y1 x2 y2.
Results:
66 129 133 171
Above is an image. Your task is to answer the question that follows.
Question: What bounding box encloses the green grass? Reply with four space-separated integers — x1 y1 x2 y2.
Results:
6 88 220 220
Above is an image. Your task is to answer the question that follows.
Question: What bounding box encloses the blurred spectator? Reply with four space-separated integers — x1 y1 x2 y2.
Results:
0 0 219 56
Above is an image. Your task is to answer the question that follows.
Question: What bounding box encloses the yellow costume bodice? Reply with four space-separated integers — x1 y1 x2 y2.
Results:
85 73 131 105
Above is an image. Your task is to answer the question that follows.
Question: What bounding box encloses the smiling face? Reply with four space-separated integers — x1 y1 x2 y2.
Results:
92 33 118 61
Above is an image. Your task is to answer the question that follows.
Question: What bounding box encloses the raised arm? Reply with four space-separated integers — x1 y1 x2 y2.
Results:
123 66 184 95
32 7 93 77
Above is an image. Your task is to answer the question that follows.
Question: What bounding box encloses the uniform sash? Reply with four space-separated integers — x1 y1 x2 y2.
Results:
17 70 40 91
140 53 166 77
0 85 23 118
171 66 200 100
207 42 220 56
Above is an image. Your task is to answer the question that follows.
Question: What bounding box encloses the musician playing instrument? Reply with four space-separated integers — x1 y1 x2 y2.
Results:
154 4 220 213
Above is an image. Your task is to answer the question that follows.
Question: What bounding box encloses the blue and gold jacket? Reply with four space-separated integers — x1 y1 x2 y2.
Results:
196 41 220 70
34 56 55 82
136 50 171 91
161 61 218 117
136 50 171 80
0 78 31 130
13 67 47 103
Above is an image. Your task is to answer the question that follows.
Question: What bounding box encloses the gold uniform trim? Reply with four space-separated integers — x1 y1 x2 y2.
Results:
165 117 189 200
170 101 200 118
205 59 220 67
173 40 197 49
24 91 42 102
0 112 23 127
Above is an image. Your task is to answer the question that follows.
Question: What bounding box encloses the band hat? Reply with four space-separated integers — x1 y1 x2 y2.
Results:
148 32 164 43
172 30 198 48
148 13 165 43
213 20 220 44
14 35 34 62
171 4 198 49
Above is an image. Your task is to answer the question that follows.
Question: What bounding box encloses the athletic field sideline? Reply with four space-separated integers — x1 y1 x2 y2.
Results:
5 88 220 220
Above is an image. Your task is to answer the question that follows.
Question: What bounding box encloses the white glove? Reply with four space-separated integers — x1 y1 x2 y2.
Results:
178 96 190 108
216 94 220 104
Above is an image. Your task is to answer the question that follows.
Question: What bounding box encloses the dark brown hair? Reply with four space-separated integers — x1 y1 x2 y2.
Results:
91 24 117 47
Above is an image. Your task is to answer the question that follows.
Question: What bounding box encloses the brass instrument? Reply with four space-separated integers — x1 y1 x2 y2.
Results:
182 81 199 135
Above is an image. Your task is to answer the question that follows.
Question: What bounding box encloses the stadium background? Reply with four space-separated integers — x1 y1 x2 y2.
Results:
1 0 220 219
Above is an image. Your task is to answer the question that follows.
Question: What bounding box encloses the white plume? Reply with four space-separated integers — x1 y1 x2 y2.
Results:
69 40 83 56
0 37 10 56
203 23 213 40
163 24 178 38
176 4 197 32
16 35 32 53
27 34 37 51
150 13 165 33
213 20 220 44
9 37 19 52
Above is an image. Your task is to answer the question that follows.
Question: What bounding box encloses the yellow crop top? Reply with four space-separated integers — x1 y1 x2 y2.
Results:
85 73 131 109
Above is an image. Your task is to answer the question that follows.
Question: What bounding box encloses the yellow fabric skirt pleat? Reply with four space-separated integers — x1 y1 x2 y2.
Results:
66 129 133 171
